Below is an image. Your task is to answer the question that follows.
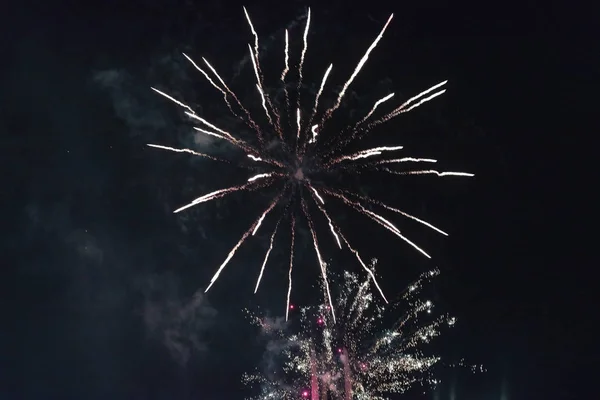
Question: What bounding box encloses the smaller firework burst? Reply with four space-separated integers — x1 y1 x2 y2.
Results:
244 265 455 399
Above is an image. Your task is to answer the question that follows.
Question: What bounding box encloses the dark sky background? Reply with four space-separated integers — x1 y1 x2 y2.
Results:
2 0 591 399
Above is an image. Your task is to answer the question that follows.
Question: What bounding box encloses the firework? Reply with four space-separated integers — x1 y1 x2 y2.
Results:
243 266 454 399
149 8 473 313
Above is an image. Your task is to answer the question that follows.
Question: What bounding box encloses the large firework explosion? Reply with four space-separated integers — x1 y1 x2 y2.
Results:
149 8 473 315
243 266 454 399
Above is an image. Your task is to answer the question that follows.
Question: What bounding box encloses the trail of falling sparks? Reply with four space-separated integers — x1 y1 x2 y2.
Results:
243 6 262 76
367 81 448 131
205 193 282 293
376 157 437 165
199 55 266 139
332 81 449 157
281 29 291 121
243 8 282 137
150 7 474 315
339 189 448 236
303 63 333 149
174 173 274 214
308 188 388 303
146 144 226 163
330 145 404 165
381 168 475 177
150 87 259 155
321 14 394 127
355 93 395 128
323 188 432 258
249 45 276 131
296 8 311 117
302 197 336 323
285 215 296 321
254 217 280 293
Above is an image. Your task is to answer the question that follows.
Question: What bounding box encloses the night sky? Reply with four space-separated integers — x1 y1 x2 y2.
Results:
2 0 591 399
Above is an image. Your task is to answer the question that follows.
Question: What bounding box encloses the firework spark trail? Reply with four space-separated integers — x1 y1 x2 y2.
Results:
323 188 432 258
191 126 229 141
181 54 240 121
296 108 301 140
376 157 437 164
248 172 277 182
381 168 475 177
243 6 263 78
180 53 266 142
354 93 395 129
391 89 447 116
303 63 333 149
392 80 448 114
254 216 281 293
280 29 291 122
309 124 319 144
308 184 325 205
253 196 297 299
308 187 339 247
366 81 448 131
184 111 256 152
285 215 296 321
253 187 287 235
339 188 448 236
307 189 388 303
200 56 269 138
174 173 275 214
301 197 336 323
151 87 196 114
320 14 394 127
247 154 265 162
322 93 395 157
205 193 282 293
339 232 388 303
295 8 311 118
146 143 227 163
243 8 283 137
248 45 276 130
295 108 301 155
332 81 449 157
330 145 404 165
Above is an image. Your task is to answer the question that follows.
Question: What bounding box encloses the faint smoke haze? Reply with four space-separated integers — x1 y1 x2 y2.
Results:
138 274 218 365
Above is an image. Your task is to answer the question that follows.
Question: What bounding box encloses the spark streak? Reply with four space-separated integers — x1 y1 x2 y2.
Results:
321 14 394 126
254 217 282 294
205 194 281 292
286 216 296 321
146 143 224 162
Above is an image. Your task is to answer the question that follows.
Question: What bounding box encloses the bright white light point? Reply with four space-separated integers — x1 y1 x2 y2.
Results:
425 300 432 307
248 154 262 161
309 124 319 143
248 172 273 182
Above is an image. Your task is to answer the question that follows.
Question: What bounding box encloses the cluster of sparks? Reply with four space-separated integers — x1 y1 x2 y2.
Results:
149 8 473 314
243 267 454 399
